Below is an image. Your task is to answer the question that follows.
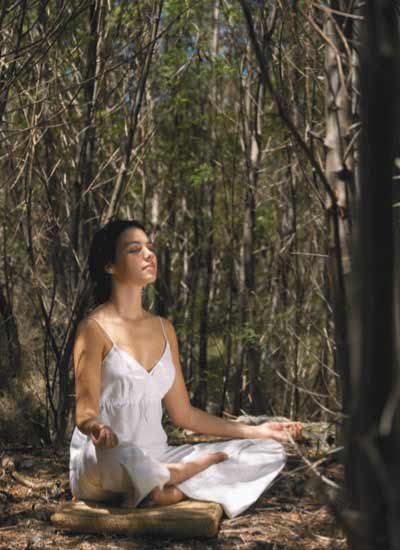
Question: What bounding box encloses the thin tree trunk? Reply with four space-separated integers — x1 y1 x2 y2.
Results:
55 0 105 446
0 283 22 387
324 6 355 435
234 40 265 415
219 251 234 416
192 1 219 410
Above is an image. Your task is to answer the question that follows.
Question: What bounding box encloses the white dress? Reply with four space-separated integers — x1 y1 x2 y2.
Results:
69 316 286 519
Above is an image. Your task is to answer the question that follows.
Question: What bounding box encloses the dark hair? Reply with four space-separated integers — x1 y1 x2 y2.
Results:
88 219 148 305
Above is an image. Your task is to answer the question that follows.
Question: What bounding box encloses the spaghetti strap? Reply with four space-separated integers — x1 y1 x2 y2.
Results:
158 316 169 347
87 316 114 346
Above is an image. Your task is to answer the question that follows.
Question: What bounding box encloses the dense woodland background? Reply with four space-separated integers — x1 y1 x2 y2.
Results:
0 0 348 444
1 1 400 548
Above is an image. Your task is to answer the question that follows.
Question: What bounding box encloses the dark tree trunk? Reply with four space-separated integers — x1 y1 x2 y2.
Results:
347 4 400 549
0 283 22 387
192 2 220 410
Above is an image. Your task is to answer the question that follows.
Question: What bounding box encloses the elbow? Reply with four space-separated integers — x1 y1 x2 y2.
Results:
76 415 88 432
76 406 99 432
170 415 185 429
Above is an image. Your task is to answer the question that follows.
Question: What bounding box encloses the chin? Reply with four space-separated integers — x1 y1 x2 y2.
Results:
143 272 156 281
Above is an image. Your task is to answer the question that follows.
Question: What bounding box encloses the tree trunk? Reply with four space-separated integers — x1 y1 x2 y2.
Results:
192 1 220 410
55 0 104 446
347 4 400 549
234 40 265 415
323 4 357 438
0 283 22 387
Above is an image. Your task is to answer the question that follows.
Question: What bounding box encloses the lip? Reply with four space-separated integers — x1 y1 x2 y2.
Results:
143 265 156 271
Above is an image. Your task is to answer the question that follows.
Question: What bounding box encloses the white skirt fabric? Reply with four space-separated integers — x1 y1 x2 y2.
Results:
164 438 286 518
69 433 286 518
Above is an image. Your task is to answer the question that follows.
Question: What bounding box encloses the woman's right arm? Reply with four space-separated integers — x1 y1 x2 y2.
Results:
73 318 118 448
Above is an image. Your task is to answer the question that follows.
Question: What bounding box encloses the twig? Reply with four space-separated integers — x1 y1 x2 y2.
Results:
284 430 342 490
11 471 60 490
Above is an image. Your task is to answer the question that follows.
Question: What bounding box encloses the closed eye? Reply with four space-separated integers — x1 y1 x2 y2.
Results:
128 245 156 254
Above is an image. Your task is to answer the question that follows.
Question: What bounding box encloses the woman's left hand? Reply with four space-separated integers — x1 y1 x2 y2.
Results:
253 421 303 442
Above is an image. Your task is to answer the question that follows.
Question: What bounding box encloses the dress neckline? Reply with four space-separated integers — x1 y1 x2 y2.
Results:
104 339 170 376
90 314 170 376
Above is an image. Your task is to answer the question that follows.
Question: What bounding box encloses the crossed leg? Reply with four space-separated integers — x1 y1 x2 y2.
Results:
119 421 303 509
122 451 229 508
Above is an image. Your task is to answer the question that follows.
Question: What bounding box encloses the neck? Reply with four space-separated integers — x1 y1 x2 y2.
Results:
108 283 147 321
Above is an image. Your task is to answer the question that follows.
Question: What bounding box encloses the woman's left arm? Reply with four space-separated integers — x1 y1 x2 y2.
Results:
162 319 301 441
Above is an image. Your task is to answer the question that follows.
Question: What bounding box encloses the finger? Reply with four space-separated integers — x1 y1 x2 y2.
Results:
109 431 116 446
92 436 102 447
282 427 297 439
92 424 105 443
104 431 112 448
290 426 299 436
106 430 116 448
97 428 108 447
286 423 300 433
293 427 301 438
91 429 102 444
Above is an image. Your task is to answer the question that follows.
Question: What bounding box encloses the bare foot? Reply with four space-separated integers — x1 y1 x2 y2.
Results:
121 451 229 508
164 451 229 486
140 485 188 508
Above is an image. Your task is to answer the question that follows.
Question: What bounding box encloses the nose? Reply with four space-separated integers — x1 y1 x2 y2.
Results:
144 246 155 259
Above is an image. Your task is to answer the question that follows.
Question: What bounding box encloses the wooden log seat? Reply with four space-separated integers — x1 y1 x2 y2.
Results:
50 498 224 538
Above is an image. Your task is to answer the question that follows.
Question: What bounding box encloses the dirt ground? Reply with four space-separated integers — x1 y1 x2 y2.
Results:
0 435 346 550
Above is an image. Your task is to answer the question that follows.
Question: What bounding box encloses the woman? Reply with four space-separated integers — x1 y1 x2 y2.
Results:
69 219 302 519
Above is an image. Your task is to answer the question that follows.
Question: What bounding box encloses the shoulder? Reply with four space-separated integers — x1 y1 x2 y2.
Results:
144 311 172 328
78 304 112 333
159 316 178 342
75 313 106 346
77 313 100 333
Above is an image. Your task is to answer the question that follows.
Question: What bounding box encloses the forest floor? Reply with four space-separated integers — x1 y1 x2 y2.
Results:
0 431 346 550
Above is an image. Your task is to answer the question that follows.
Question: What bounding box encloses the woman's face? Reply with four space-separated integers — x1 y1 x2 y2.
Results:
107 227 157 287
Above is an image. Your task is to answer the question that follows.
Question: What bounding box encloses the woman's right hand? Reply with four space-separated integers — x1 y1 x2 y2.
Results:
90 422 119 449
